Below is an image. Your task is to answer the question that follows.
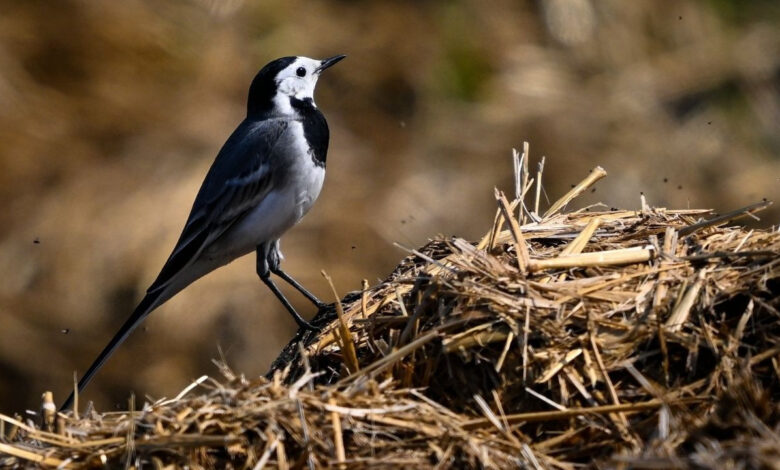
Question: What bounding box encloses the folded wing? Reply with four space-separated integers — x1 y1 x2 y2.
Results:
147 118 289 294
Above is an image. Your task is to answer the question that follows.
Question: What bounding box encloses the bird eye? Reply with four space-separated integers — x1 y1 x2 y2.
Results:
296 67 306 77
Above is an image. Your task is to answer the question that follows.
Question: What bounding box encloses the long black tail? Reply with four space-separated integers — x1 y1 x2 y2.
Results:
59 290 162 412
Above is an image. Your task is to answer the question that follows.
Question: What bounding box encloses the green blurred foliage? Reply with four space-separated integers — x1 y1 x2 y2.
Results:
707 0 780 24
435 4 494 101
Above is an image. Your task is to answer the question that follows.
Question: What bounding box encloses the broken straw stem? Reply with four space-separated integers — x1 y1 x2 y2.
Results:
544 166 607 218
678 200 773 237
321 271 360 374
528 247 654 272
462 397 702 429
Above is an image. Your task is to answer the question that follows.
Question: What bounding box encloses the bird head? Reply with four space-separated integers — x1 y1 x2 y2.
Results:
248 55 346 117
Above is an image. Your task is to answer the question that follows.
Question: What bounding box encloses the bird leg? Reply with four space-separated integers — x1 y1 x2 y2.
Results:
257 242 319 331
259 274 318 331
265 240 327 309
271 268 327 309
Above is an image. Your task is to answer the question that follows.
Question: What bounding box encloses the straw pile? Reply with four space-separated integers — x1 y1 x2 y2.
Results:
1 148 778 469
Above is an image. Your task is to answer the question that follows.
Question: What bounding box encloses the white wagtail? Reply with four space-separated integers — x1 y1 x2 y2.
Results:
60 55 345 411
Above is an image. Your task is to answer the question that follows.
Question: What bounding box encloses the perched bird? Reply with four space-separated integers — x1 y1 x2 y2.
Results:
61 55 346 411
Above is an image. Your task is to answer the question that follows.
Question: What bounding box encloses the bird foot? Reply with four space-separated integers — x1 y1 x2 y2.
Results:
298 319 322 332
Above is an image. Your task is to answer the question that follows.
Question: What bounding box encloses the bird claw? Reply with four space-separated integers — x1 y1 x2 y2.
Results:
298 320 321 332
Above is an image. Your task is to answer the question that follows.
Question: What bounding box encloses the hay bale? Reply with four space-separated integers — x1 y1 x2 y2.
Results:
1 153 778 469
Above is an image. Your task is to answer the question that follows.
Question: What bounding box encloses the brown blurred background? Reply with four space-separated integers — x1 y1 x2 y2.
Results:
0 0 778 413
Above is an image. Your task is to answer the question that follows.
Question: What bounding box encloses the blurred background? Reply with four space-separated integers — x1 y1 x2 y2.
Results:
0 0 778 413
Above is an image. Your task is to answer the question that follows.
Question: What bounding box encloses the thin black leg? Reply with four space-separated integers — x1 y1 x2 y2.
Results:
260 274 319 331
271 267 326 309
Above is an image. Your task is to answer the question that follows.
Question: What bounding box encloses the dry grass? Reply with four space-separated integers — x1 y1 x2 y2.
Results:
1 147 778 469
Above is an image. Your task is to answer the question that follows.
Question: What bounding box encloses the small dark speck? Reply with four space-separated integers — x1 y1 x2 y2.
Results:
707 121 712 125
401 219 406 224
763 197 768 202
640 191 644 195
591 187 596 193
33 238 40 244
611 207 618 211
143 326 148 332
585 208 590 212
570 184 576 188
351 245 357 250
61 328 70 334
677 185 683 190
678 15 682 20
663 177 668 183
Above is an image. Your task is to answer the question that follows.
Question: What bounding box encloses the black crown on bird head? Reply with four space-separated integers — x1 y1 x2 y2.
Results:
247 56 298 117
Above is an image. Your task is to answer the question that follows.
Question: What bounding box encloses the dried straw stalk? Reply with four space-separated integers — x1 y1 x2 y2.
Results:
1 147 777 469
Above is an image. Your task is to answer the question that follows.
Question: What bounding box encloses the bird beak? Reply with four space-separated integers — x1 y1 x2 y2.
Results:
315 55 346 73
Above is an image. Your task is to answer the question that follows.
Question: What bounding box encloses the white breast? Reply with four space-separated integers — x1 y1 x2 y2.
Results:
283 121 325 217
207 121 326 260
298 165 325 216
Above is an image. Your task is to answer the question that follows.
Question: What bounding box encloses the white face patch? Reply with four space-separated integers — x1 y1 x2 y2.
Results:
275 57 322 102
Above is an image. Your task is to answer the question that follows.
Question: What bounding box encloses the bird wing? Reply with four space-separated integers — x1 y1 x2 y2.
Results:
60 119 292 411
147 118 289 294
